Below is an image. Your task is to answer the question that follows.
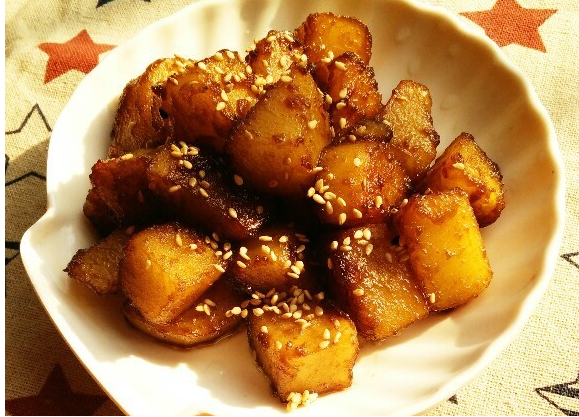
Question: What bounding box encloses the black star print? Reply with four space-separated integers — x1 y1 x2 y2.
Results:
96 0 150 8
5 363 108 415
5 103 51 135
536 374 579 416
562 252 579 270
448 394 458 405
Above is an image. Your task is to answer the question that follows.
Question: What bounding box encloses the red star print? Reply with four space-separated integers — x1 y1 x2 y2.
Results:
461 0 556 52
38 30 115 83
5 364 109 415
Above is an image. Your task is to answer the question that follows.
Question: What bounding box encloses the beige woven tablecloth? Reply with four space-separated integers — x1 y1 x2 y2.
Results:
5 0 579 414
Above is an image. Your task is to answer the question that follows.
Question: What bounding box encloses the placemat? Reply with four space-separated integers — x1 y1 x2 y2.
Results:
5 0 579 414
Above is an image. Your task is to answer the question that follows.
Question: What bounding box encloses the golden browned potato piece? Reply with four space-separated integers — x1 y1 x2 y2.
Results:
314 141 410 227
326 224 428 340
295 12 372 89
349 119 393 144
147 143 270 241
326 52 383 138
247 30 305 87
230 226 318 294
109 56 194 158
123 278 243 347
83 151 162 235
226 66 331 198
247 293 358 402
421 132 505 227
395 189 493 311
161 50 258 153
120 223 228 324
380 80 440 181
65 228 132 295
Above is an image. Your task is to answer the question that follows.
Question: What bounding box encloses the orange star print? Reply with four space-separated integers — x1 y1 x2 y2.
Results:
461 0 556 52
38 30 115 83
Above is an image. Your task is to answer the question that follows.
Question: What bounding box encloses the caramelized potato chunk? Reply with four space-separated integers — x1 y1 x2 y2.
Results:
247 30 304 86
147 144 270 241
123 278 243 347
227 66 331 198
327 225 428 339
381 80 440 180
349 119 393 144
396 190 492 311
326 52 383 138
231 226 318 294
315 142 409 227
120 223 228 324
65 228 131 295
83 151 161 235
161 50 258 153
109 57 194 158
295 12 372 88
248 300 358 400
421 132 505 227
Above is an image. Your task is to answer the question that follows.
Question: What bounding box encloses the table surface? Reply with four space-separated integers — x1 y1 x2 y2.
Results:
5 0 579 415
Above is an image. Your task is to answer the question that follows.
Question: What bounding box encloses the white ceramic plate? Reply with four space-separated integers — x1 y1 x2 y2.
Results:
21 0 565 414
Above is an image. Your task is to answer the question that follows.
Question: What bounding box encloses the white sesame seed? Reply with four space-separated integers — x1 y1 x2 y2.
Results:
175 233 183 247
214 51 224 61
265 74 274 84
236 260 247 269
323 328 331 340
290 265 301 275
333 332 342 344
353 208 363 219
199 188 209 198
228 207 238 219
336 102 347 110
261 325 268 333
312 194 326 205
188 177 197 187
280 75 293 83
331 240 339 251
375 195 383 208
429 293 436 303
145 259 151 269
196 305 205 312
315 306 324 316
214 264 226 273
216 101 226 111
400 198 408 208
212 232 220 242
197 61 207 71
276 341 283 350
363 228 372 240
308 120 318 130
296 245 306 253
348 134 357 142
182 160 193 170
319 340 330 349
293 310 302 319
241 309 248 318
453 162 465 170
283 260 292 269
190 243 198 250
340 245 352 252
223 251 233 260
366 243 374 256
307 187 316 198
120 153 134 160
325 201 334 214
287 272 300 279
261 245 271 255
353 288 365 296
253 308 264 316
325 95 333 105
312 166 324 173
385 252 393 263
259 235 273 242
337 197 346 207
168 185 181 193
353 157 362 167
357 239 368 246
226 50 235 59
339 88 348 99
231 306 242 315
199 180 211 189
279 235 289 243
334 61 347 70
316 292 325 300
338 213 347 225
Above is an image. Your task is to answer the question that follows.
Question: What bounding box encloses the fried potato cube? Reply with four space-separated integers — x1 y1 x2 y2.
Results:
295 12 372 89
395 190 493 311
247 301 358 400
109 56 195 158
326 52 383 138
421 132 505 227
380 80 440 181
83 151 162 235
226 66 332 198
65 228 131 295
123 278 243 347
349 119 393 144
161 50 258 153
327 225 428 340
231 226 317 294
315 142 410 227
247 30 304 86
120 223 228 324
147 144 270 241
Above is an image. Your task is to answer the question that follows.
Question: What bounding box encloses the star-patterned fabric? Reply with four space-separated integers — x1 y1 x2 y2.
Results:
5 0 579 415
